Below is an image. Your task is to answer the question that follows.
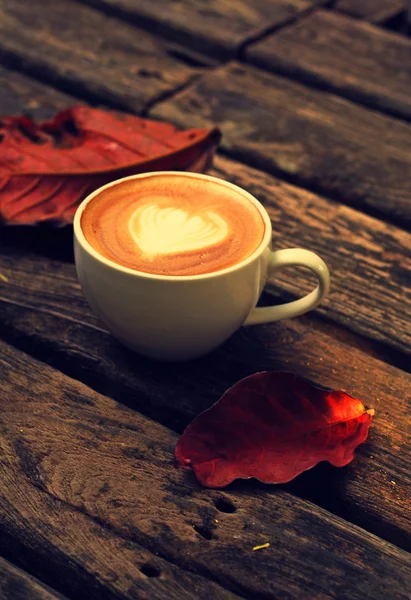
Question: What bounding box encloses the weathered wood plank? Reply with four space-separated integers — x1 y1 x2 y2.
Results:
151 62 411 227
335 0 405 22
0 70 409 552
75 0 324 60
0 556 67 600
1 339 411 600
246 10 411 121
0 67 74 119
212 158 411 355
0 0 195 114
0 373 242 600
0 483 240 600
0 225 409 550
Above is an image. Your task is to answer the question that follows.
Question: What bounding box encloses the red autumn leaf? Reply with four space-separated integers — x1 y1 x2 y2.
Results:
0 106 220 226
175 371 374 488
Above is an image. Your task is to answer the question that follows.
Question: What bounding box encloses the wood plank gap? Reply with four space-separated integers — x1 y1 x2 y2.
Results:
243 51 411 127
7 478 249 600
0 48 124 113
3 282 409 387
259 291 411 375
0 493 242 600
0 65 76 120
334 1 406 24
68 0 225 60
245 10 411 125
65 0 219 69
162 43 219 68
0 308 189 432
1 220 410 373
0 40 204 120
142 73 202 117
69 0 220 65
215 144 411 234
237 3 319 61
237 0 337 61
151 64 411 230
0 555 69 600
1 338 411 599
226 150 411 237
70 0 328 62
69 0 187 47
0 298 409 551
383 11 410 35
0 527 117 600
0 0 197 116
0 45 200 120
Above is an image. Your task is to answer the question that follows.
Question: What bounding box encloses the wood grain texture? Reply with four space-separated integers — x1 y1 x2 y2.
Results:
0 556 67 600
0 486 239 600
0 232 409 550
211 158 411 355
151 62 411 226
1 339 411 600
0 67 74 119
246 10 411 121
335 0 405 22
0 0 195 114
0 367 241 600
75 0 323 60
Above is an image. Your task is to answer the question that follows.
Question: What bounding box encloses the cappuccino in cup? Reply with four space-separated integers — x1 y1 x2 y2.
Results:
81 174 266 276
74 172 330 360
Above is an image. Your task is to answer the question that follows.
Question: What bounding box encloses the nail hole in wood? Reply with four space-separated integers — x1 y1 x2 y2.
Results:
214 497 237 513
140 563 161 578
193 524 213 540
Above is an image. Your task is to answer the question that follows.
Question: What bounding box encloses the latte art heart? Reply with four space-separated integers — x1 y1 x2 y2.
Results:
129 204 229 256
81 174 265 276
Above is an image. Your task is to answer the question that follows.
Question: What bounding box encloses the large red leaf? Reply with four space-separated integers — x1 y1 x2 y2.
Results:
175 371 374 488
0 106 220 226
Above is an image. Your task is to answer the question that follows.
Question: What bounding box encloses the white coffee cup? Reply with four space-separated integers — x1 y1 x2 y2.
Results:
74 171 330 361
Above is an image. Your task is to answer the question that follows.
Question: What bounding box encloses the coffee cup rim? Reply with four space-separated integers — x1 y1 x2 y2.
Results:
73 171 273 281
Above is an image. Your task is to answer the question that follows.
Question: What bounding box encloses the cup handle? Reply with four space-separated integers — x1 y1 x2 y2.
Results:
244 248 330 326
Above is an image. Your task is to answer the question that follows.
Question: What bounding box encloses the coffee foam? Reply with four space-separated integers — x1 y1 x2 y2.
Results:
129 204 229 256
81 175 265 276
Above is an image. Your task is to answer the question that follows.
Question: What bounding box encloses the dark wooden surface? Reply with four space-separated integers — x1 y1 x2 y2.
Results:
0 66 74 119
0 348 240 600
151 62 411 227
246 10 411 121
212 158 411 355
0 557 67 600
0 240 410 550
75 0 324 59
0 0 196 113
2 340 411 600
335 0 406 23
0 0 410 598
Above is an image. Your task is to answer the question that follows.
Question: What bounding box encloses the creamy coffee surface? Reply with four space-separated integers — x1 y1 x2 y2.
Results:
81 175 265 276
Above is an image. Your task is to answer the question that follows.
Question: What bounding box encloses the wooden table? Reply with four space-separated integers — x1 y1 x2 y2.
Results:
0 1 410 598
